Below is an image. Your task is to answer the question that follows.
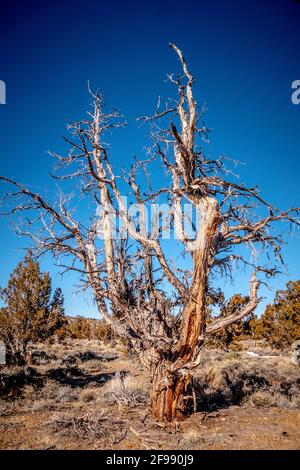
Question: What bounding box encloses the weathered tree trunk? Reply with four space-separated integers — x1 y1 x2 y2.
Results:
150 361 192 421
178 197 220 356
149 198 220 421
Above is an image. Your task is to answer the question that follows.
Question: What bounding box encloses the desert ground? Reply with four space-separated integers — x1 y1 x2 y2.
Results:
0 340 299 450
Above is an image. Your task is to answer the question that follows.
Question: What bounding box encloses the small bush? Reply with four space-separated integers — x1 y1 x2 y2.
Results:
80 389 98 403
194 355 300 410
249 391 275 408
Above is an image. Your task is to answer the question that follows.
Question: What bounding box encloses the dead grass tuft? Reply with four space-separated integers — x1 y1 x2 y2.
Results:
101 372 149 407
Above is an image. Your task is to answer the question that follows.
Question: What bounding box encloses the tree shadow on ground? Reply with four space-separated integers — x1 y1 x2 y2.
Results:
0 367 45 400
195 371 270 412
61 351 118 366
0 366 126 400
193 367 300 412
46 366 126 388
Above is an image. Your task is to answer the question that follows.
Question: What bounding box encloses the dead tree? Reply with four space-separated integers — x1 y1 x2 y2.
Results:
0 44 299 421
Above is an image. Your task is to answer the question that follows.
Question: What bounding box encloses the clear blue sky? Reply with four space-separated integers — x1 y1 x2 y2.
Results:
0 0 299 317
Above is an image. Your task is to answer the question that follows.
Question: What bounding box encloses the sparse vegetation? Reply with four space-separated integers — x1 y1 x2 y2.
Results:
0 252 298 448
0 339 299 449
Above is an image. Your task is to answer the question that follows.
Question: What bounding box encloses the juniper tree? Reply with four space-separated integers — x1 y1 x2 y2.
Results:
0 44 299 419
208 294 253 348
254 280 300 349
0 253 66 364
68 316 92 340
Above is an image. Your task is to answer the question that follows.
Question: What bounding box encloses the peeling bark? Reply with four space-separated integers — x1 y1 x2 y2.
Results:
150 362 192 421
179 198 220 358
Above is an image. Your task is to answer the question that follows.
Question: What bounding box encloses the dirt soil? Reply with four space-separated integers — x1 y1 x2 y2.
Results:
0 340 299 450
0 405 299 450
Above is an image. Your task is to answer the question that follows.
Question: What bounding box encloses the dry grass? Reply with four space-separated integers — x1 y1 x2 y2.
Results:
101 372 149 407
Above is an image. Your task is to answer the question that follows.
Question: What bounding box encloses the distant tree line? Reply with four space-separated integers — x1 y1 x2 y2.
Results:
65 315 112 343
